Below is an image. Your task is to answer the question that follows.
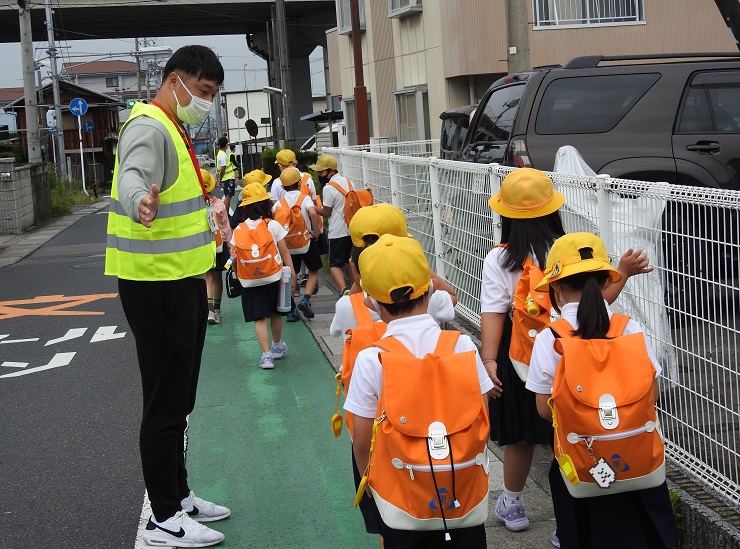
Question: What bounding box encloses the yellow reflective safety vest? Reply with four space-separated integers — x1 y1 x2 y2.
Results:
105 103 215 281
217 149 236 180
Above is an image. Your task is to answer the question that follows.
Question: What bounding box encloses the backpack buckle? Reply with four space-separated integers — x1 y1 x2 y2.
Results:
428 421 449 460
598 394 619 430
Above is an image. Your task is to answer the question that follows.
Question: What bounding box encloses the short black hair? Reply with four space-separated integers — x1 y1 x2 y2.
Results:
162 45 224 85
230 144 236 150
244 199 274 221
380 287 429 316
350 235 380 276
218 136 228 148
283 182 300 192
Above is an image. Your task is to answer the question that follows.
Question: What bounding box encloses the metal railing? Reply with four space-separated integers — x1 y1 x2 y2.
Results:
324 146 740 512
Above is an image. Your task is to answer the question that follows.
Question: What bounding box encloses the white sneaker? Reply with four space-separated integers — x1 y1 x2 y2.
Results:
207 311 217 325
143 510 224 547
181 490 231 522
259 352 274 370
270 340 287 359
214 310 221 324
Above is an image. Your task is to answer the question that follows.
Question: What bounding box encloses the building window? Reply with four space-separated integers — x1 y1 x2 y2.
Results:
338 0 365 34
395 88 429 142
344 97 372 145
106 76 119 88
534 0 644 28
388 0 422 19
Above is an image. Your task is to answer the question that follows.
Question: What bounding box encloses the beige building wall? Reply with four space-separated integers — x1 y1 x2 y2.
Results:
529 0 737 66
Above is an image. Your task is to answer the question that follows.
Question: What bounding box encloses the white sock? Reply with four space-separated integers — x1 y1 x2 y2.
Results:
503 487 523 506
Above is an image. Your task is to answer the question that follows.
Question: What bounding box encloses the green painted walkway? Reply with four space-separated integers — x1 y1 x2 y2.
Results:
186 295 376 549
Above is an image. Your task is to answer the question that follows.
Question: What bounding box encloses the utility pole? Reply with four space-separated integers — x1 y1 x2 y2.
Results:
18 1 41 163
45 0 68 180
713 0 740 51
275 0 293 143
135 38 142 98
350 0 369 145
268 13 284 146
506 0 531 74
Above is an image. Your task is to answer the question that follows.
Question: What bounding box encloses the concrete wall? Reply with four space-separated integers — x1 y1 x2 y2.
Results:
0 158 51 235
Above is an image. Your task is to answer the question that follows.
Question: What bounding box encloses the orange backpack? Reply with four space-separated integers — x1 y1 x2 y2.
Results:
274 194 311 254
331 293 387 439
548 314 665 498
300 173 324 231
233 220 282 282
499 245 551 382
357 331 490 535
328 179 373 225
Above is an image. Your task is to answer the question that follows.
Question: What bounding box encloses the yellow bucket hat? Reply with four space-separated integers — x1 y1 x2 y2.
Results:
349 203 412 248
200 169 216 193
488 168 564 219
244 170 272 186
535 232 622 291
359 234 431 305
239 182 272 207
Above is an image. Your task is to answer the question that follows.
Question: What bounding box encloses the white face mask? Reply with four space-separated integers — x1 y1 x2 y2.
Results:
173 75 212 125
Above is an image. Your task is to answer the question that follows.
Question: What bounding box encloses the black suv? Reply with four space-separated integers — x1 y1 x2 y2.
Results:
455 53 740 189
448 53 740 319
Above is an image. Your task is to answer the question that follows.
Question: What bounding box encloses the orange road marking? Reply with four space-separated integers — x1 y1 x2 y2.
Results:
0 294 119 320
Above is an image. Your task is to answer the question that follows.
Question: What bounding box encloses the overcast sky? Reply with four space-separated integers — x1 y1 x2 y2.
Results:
0 34 324 129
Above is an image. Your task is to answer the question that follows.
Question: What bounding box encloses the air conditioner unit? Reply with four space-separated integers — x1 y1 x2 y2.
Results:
388 0 422 19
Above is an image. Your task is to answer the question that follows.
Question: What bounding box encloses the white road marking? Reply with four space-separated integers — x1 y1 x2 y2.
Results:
0 338 40 344
0 352 75 378
134 490 152 549
90 326 126 343
0 334 8 340
1 362 28 368
46 328 88 346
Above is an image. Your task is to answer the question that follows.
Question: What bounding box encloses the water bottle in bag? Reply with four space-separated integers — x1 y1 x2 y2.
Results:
277 266 292 313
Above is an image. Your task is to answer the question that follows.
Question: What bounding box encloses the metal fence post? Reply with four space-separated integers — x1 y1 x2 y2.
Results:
389 154 400 208
361 152 370 189
428 158 447 279
488 164 503 245
595 174 615 256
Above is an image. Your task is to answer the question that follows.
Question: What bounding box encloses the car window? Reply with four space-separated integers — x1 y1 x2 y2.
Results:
535 73 660 134
469 85 524 144
440 118 457 151
678 72 740 134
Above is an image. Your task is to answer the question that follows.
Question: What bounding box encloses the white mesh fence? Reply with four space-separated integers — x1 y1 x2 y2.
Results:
324 146 740 511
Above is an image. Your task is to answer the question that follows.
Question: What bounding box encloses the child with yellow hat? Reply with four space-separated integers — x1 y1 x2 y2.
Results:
480 168 653 546
345 234 494 547
201 168 233 325
526 232 677 549
229 182 296 370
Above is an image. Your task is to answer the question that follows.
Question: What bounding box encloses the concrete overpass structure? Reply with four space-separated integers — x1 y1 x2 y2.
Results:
1 0 337 143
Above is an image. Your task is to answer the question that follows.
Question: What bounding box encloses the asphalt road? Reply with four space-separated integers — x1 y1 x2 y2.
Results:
0 211 143 549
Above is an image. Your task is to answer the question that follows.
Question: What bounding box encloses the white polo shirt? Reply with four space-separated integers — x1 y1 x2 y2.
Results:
330 290 456 340
321 174 351 239
344 314 495 419
480 246 540 314
526 301 662 395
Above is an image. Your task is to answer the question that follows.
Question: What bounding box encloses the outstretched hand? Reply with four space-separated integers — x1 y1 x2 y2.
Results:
618 248 653 277
138 184 160 228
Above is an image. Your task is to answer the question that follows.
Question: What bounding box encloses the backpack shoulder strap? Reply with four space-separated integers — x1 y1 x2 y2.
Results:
346 179 354 191
549 318 574 339
350 292 374 326
279 197 289 210
328 181 348 196
606 313 631 337
434 330 461 355
374 335 413 356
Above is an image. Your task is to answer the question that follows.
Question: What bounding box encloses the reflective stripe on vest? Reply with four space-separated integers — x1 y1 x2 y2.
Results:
218 150 236 180
105 102 215 281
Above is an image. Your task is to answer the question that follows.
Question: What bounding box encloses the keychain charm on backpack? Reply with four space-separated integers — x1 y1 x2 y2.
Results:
589 457 617 488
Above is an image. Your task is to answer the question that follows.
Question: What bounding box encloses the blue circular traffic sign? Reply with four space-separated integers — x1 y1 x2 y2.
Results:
82 121 94 132
70 97 88 117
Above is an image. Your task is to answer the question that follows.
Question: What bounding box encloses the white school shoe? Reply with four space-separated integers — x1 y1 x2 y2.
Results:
143 510 224 547
181 490 231 522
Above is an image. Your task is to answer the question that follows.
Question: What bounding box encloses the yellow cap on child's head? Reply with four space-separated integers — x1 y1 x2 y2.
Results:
359 234 431 305
200 169 216 193
239 182 271 207
244 169 271 186
275 149 297 166
488 168 564 219
349 203 412 247
280 167 302 186
535 232 622 291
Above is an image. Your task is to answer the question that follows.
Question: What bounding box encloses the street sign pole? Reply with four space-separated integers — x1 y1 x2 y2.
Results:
70 98 89 197
234 106 246 176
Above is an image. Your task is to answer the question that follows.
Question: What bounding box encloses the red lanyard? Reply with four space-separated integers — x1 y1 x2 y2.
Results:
151 100 209 203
